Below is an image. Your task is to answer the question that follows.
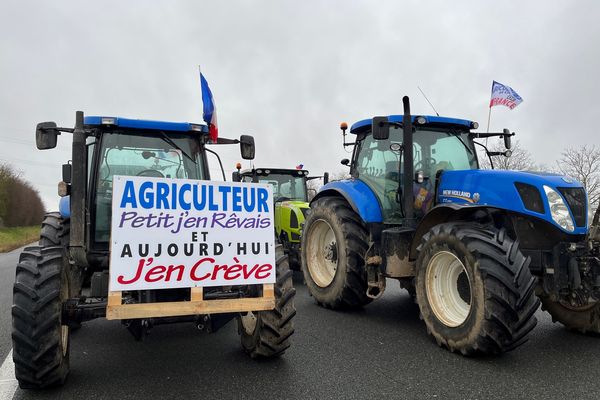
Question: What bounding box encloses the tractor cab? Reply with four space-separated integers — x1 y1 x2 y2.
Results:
345 115 482 224
234 167 310 203
38 113 255 265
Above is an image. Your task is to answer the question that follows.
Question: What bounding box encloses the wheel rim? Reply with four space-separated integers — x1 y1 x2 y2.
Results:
61 326 69 357
240 311 258 334
306 219 338 287
425 251 472 327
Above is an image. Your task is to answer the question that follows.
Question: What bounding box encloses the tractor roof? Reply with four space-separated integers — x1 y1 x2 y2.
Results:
350 115 476 134
84 116 209 134
241 168 309 176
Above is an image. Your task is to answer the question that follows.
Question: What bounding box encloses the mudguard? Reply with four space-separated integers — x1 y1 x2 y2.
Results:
312 179 382 223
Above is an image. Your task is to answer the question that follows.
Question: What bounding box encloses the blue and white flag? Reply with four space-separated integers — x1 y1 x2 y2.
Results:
489 81 523 110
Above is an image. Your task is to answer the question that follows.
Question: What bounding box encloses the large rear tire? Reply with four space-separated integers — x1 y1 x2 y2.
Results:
301 197 371 309
415 223 539 355
39 212 70 248
12 246 70 389
238 244 296 358
539 297 600 334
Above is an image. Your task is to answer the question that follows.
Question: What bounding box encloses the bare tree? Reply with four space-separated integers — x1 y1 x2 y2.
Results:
479 140 537 171
557 145 600 213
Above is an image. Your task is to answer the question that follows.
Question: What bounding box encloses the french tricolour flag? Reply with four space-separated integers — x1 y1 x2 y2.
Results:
489 81 523 110
200 69 218 143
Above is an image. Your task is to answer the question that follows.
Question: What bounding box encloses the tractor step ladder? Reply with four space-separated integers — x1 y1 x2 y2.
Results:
106 284 275 320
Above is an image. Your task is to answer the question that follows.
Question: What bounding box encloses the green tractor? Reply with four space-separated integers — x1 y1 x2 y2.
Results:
233 166 328 270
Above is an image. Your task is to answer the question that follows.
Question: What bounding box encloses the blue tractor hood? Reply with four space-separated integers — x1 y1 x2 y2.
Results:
438 169 588 235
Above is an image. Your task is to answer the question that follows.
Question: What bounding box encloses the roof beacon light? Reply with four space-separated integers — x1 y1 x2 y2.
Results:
101 117 116 125
416 116 427 125
235 162 242 170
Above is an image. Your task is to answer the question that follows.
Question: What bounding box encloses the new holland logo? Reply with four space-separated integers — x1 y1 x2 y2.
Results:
442 189 479 204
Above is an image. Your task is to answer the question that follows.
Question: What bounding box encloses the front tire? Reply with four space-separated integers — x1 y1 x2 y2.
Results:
539 296 600 334
12 246 70 389
238 244 296 358
415 223 539 355
301 197 371 309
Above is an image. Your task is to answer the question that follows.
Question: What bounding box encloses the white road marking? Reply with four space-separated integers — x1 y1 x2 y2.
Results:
0 350 17 400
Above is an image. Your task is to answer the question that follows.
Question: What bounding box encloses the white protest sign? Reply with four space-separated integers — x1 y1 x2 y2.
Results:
109 176 275 291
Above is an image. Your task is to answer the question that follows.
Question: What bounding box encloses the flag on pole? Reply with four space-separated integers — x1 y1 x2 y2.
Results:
489 81 523 109
199 68 218 142
296 164 304 170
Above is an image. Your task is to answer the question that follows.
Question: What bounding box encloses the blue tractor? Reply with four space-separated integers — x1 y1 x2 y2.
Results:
12 112 296 389
301 96 599 355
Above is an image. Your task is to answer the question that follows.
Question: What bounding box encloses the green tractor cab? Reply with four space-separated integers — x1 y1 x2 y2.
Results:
233 167 328 270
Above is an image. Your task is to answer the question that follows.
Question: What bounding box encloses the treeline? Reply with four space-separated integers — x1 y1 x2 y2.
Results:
0 163 45 227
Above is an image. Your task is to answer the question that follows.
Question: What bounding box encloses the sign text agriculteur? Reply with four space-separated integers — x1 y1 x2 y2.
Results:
109 176 276 291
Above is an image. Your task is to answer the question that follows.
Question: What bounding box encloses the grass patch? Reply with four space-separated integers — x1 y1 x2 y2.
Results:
0 226 40 253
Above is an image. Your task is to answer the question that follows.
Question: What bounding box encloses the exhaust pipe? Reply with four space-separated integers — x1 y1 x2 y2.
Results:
402 96 414 226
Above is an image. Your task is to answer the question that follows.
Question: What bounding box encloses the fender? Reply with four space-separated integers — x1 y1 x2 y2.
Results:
311 180 383 223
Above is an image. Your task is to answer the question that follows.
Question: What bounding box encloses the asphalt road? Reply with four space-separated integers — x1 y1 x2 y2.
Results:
1 246 600 400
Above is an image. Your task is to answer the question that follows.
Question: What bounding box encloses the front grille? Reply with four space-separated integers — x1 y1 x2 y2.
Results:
557 187 587 227
515 182 544 214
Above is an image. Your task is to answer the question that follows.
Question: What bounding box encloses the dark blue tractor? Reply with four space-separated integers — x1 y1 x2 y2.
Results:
12 112 296 389
301 96 599 355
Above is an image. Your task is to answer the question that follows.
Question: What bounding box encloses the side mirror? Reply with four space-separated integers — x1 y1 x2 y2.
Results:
323 172 329 185
232 171 241 182
62 163 72 183
341 158 350 166
372 116 390 140
503 128 512 149
36 122 59 150
239 135 255 160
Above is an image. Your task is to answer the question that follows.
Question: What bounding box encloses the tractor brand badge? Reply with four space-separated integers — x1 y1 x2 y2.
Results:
442 189 478 204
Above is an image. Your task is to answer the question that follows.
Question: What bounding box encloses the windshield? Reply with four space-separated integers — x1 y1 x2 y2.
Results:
355 127 478 223
243 173 307 202
93 131 206 242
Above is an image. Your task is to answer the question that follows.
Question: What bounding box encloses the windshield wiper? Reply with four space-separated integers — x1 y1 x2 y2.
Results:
446 131 473 156
159 132 196 164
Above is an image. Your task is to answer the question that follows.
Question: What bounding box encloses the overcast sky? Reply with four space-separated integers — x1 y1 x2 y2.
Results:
1 0 599 210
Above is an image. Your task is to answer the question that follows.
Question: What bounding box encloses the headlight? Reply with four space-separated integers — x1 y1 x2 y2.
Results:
543 186 574 232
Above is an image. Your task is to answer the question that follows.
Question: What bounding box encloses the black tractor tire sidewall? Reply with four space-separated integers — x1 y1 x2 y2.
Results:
12 246 70 389
238 244 296 357
301 197 370 308
415 223 539 354
415 228 486 347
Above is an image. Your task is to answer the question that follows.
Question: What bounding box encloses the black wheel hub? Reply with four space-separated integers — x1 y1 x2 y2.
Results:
457 271 471 305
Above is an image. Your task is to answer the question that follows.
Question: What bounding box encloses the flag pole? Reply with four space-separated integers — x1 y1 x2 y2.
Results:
486 106 492 133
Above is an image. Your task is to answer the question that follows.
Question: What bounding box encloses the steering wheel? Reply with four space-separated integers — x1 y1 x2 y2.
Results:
414 157 437 172
137 169 165 178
